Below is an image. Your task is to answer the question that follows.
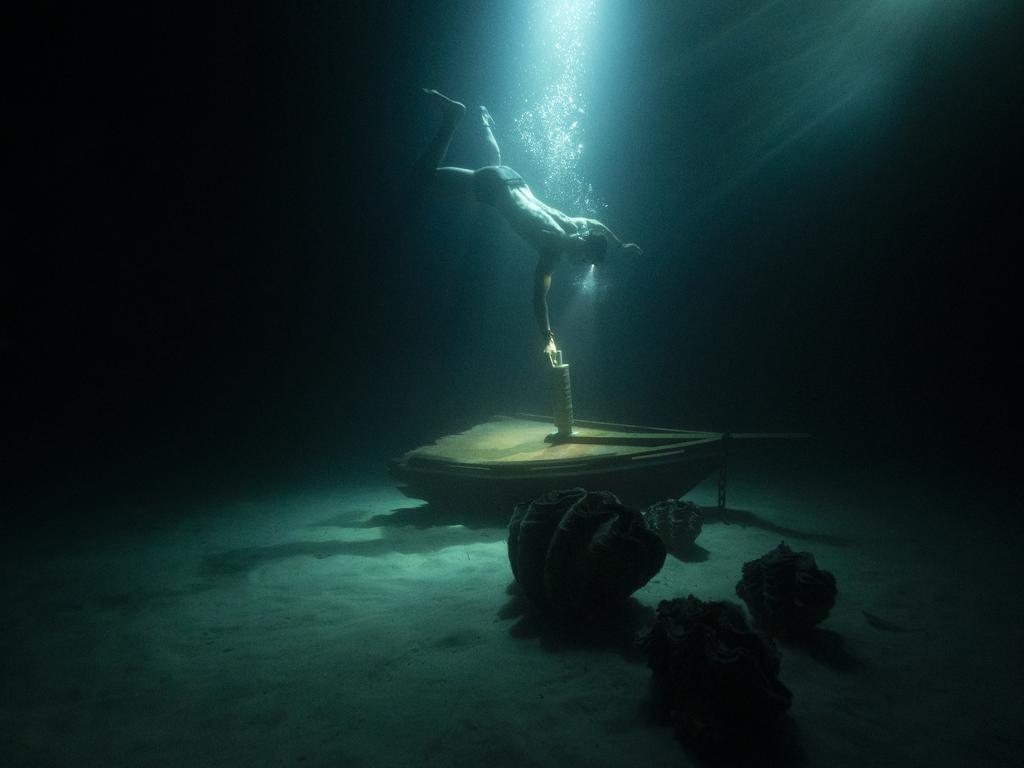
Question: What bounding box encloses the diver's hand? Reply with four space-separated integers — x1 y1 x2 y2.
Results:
623 242 644 257
543 336 557 360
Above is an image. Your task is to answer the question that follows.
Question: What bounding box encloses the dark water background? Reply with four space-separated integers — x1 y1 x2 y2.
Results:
7 1 1021 520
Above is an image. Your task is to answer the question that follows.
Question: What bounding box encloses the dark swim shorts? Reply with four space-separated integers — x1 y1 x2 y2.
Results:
473 165 527 206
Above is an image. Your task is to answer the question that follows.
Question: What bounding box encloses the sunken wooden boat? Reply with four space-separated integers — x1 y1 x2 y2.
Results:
389 414 732 512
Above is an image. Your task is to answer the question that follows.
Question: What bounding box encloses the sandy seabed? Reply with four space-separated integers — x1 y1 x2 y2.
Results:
2 447 1021 767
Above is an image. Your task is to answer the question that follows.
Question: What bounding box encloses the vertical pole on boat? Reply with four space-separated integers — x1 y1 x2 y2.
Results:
545 348 575 443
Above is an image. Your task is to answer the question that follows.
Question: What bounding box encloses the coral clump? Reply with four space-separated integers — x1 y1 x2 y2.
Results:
736 541 837 636
638 596 793 757
642 498 703 554
507 488 666 617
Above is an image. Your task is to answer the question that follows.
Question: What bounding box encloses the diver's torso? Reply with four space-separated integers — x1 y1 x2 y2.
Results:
474 166 581 253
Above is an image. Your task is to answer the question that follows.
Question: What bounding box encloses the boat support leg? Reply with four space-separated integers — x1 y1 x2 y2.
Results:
717 454 728 512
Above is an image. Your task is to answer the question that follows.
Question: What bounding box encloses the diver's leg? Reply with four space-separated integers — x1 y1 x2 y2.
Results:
412 89 473 196
480 106 501 166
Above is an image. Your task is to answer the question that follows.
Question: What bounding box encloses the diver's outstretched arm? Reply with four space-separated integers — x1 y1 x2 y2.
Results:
585 219 623 247
481 106 501 166
533 252 559 354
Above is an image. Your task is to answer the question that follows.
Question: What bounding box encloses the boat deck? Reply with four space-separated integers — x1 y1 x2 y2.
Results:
389 415 730 512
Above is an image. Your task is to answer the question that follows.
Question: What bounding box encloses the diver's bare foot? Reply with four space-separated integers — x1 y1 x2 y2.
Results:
423 88 465 123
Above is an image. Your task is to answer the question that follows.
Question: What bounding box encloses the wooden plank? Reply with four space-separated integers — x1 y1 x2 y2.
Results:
399 418 723 466
512 413 723 438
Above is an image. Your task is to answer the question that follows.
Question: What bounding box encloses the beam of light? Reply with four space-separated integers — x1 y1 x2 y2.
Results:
568 263 602 308
561 262 605 353
657 1 953 217
578 263 597 294
515 0 601 212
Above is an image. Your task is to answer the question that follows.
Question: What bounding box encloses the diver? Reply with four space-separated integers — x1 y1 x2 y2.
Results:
413 89 643 357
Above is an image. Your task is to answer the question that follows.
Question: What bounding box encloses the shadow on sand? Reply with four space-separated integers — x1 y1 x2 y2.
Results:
203 500 513 577
500 582 807 766
498 582 654 661
669 542 710 562
667 712 806 768
702 506 855 548
778 628 861 673
202 524 504 576
313 501 514 530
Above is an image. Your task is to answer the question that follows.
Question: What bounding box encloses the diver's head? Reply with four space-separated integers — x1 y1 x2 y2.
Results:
570 231 608 266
